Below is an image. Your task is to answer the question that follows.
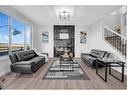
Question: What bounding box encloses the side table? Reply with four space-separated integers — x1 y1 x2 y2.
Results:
96 58 125 82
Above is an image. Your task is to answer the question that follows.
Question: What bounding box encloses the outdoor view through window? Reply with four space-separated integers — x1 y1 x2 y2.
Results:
0 12 31 57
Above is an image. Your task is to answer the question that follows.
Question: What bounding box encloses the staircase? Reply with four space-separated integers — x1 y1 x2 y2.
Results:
104 26 127 59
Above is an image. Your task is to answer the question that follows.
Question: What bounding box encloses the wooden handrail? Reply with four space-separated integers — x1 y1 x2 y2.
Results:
104 26 127 40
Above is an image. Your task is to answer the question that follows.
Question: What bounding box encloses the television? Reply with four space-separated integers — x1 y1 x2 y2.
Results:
59 33 69 39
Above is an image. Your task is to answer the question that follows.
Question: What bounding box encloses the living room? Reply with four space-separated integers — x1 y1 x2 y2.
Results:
0 1 127 94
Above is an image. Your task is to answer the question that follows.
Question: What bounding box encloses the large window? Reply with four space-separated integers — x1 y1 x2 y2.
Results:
0 11 32 57
12 18 25 53
0 12 9 56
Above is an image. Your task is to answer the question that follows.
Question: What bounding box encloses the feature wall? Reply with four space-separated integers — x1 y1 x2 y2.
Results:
35 24 91 57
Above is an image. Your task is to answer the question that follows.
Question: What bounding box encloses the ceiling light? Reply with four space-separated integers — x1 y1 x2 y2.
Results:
120 6 126 14
59 11 70 21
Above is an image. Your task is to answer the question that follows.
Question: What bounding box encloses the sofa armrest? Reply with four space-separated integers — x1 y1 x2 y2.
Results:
40 53 48 63
10 61 34 74
81 53 90 56
41 53 48 57
96 58 104 62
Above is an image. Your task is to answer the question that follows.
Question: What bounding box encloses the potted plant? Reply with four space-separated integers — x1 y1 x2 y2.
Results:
115 25 121 34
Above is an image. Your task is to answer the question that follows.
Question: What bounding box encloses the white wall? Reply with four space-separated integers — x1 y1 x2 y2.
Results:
32 25 39 49
35 24 91 57
104 14 120 31
0 6 36 76
126 7 127 38
36 25 54 57
75 25 91 57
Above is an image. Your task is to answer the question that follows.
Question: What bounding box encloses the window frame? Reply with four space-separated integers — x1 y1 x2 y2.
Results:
0 10 32 58
11 17 25 53
0 11 10 57
24 24 32 50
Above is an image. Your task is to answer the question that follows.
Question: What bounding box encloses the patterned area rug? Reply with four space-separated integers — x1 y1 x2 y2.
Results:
42 59 90 80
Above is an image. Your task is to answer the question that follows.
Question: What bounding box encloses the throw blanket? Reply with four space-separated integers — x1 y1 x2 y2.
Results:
32 49 48 62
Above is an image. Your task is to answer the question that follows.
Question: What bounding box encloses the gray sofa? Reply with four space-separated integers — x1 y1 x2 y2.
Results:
81 49 109 68
9 50 45 74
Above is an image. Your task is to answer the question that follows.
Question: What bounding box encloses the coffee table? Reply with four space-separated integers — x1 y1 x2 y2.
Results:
60 56 74 71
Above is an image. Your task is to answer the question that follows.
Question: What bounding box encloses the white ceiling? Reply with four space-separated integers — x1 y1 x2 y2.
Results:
12 5 121 26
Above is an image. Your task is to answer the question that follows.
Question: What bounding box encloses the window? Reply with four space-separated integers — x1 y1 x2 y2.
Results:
25 25 31 50
11 18 25 53
0 11 32 57
0 12 9 56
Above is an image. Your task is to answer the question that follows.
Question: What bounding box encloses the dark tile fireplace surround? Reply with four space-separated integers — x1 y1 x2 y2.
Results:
54 25 75 57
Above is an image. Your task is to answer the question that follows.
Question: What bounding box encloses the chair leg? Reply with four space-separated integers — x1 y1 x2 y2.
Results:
16 73 17 76
0 85 2 89
15 73 18 76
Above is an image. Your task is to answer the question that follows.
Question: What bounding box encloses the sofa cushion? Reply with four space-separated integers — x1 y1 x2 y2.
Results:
90 49 107 58
9 54 19 64
16 50 37 61
84 55 91 60
29 56 45 65
31 56 44 60
14 61 34 65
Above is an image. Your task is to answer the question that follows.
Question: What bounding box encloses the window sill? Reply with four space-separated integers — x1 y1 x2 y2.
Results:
0 55 9 60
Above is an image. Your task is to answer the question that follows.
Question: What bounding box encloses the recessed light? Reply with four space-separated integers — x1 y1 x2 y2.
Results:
110 11 116 15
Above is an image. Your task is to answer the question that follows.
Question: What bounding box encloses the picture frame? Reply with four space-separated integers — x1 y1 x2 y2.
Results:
80 31 87 44
42 31 49 43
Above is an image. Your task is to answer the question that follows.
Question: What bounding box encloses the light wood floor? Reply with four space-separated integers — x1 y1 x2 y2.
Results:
2 58 127 89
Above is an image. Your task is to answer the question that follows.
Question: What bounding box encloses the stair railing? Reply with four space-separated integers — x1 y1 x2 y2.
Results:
104 26 127 59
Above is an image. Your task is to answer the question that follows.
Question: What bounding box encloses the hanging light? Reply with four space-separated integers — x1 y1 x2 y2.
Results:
0 25 21 36
59 11 70 21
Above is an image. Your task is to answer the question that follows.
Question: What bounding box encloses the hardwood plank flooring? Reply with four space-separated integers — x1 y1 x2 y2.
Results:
1 58 127 89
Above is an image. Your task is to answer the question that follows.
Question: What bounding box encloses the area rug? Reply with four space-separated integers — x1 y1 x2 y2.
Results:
42 59 90 80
